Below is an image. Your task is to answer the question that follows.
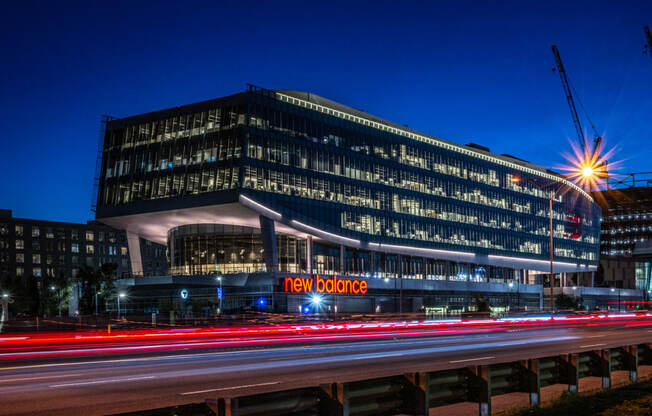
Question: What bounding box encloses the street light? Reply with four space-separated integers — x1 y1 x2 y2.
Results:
511 176 566 314
117 292 126 320
50 286 61 317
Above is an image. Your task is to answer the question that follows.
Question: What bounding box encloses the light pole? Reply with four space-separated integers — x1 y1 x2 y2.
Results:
118 292 126 320
512 177 564 314
50 286 61 317
512 164 596 314
95 291 100 316
1 293 11 323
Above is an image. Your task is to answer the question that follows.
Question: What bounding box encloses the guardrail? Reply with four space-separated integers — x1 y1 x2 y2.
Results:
204 343 652 416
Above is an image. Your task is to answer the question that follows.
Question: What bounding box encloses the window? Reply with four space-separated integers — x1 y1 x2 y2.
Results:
16 267 24 277
71 243 79 253
71 255 78 265
98 231 105 242
32 226 40 237
15 239 24 250
46 227 54 238
85 257 94 267
15 225 23 237
32 254 41 264
85 231 94 241
121 246 128 256
32 241 40 251
86 244 94 254
108 246 116 256
16 253 24 263
71 229 78 240
33 267 41 277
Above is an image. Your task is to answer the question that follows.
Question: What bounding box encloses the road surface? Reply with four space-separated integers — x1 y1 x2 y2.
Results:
0 316 651 415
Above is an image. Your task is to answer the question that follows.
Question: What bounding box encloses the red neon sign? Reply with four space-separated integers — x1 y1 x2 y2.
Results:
284 275 368 295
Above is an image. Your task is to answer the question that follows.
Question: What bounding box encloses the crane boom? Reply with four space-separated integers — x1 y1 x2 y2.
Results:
551 45 586 151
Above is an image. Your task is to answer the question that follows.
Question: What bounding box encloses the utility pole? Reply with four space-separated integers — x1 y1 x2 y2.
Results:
549 195 554 313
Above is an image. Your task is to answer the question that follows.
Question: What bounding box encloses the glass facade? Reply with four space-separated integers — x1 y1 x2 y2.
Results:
168 224 304 275
97 86 601 275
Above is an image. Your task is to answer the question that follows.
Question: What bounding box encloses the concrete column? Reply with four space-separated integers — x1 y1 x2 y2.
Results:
590 271 595 287
422 257 428 280
259 216 278 273
126 231 143 277
339 245 345 275
446 261 451 281
306 235 312 274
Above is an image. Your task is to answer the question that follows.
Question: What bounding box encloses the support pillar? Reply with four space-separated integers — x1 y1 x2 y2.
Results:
562 353 579 393
525 359 540 407
404 373 428 416
422 257 428 280
306 235 313 274
126 231 143 277
469 365 491 416
259 216 278 273
625 345 639 382
339 245 345 275
599 349 611 389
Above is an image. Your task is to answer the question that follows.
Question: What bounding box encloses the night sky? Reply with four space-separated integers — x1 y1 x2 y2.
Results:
1 1 650 224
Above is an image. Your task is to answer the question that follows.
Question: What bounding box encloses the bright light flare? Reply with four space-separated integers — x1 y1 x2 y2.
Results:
311 295 322 305
556 138 620 192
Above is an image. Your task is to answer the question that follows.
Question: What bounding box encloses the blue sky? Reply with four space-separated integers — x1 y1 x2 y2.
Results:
1 0 650 223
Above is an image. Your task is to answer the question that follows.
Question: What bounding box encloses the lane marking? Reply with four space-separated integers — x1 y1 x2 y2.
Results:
50 376 155 388
579 343 606 348
0 373 81 383
180 381 280 395
586 335 606 338
449 356 495 364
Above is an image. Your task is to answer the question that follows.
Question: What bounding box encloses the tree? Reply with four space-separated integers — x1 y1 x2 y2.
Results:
78 263 118 315
556 293 579 310
471 295 491 313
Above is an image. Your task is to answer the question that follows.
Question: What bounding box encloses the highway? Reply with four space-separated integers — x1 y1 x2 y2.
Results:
1 315 652 415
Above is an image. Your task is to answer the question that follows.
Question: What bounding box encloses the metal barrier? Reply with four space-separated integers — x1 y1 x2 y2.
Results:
205 342 652 416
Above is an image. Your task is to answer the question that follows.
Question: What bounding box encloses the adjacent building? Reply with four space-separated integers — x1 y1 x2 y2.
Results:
593 186 652 290
94 85 602 314
0 209 166 295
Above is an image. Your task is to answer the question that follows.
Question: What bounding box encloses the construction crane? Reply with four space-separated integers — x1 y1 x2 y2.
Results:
551 45 602 159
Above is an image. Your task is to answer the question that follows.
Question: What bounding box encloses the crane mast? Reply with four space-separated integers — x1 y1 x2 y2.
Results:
551 45 587 152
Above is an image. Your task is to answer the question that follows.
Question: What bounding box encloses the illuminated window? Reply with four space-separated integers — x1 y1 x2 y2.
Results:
32 254 41 264
16 267 24 277
86 245 94 254
16 253 24 263
71 243 79 253
33 267 41 277
31 226 40 237
86 231 94 241
15 239 24 250
121 246 128 256
15 225 23 237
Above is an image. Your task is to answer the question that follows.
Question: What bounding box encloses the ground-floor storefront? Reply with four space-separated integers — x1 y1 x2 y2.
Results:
114 273 543 316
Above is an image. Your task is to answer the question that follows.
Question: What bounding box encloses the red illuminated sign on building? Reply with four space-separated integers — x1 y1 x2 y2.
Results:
284 275 368 295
